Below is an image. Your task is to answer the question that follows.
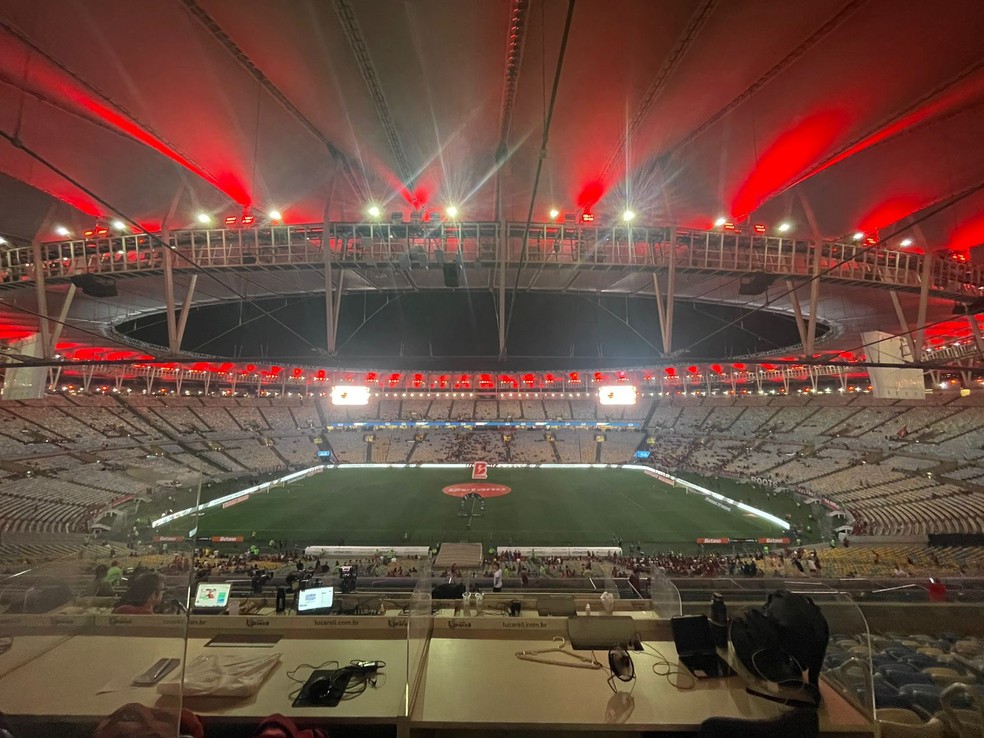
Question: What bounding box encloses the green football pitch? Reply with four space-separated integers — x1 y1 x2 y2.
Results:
159 466 807 550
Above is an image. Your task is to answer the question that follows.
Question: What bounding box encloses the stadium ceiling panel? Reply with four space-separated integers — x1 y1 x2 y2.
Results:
0 0 980 246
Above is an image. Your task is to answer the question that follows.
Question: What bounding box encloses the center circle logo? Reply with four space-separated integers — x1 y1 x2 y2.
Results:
442 482 512 498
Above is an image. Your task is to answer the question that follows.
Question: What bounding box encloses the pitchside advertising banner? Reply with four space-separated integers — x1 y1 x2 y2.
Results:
697 537 791 545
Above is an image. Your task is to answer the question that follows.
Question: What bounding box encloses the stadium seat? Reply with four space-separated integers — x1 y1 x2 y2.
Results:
880 666 935 689
899 684 945 715
876 708 944 738
923 667 968 687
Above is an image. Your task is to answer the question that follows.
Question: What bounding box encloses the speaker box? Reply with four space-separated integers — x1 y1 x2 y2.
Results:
70 274 118 298
443 263 460 287
738 272 776 296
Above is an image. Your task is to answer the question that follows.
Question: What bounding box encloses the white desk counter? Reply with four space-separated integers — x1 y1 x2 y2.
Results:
0 633 408 725
410 638 874 735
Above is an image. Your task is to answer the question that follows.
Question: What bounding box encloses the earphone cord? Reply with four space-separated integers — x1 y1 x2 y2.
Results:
639 642 696 690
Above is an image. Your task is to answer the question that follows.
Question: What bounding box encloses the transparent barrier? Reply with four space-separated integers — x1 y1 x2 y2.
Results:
406 558 433 718
649 564 682 619
719 581 875 722
0 539 196 737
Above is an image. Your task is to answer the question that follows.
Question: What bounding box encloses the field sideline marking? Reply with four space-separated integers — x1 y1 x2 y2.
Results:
150 463 789 532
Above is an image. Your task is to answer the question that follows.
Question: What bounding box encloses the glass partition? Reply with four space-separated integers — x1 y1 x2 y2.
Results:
649 564 682 618
721 581 875 722
406 558 433 718
0 538 196 737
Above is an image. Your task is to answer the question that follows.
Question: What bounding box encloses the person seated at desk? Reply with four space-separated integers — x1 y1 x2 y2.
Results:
113 572 165 615
86 564 116 597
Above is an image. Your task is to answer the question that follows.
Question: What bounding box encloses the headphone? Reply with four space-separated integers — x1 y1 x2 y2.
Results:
607 645 635 692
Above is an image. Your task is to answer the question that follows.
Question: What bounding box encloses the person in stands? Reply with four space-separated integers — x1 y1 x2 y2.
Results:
86 564 115 597
114 572 165 614
105 560 124 587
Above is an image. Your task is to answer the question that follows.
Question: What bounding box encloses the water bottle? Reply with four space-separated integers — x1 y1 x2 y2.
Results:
709 593 728 649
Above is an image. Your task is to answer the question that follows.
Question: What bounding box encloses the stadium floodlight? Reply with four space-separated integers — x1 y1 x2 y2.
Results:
367 205 381 219
331 385 371 406
446 205 458 219
622 209 636 222
777 222 791 233
714 216 727 227
900 238 913 247
268 209 282 221
197 213 212 224
598 385 637 405
549 208 560 220
55 226 70 237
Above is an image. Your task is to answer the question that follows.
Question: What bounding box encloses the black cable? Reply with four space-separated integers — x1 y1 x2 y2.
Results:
503 0 576 356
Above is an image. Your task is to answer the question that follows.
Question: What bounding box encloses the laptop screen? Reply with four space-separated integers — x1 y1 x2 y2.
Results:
194 583 231 609
297 586 335 613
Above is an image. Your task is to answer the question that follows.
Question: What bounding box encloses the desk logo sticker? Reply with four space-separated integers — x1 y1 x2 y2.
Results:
442 482 511 498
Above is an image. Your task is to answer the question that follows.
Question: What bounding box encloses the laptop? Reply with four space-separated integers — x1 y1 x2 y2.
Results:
297 586 335 615
670 614 735 679
192 583 231 614
567 616 641 651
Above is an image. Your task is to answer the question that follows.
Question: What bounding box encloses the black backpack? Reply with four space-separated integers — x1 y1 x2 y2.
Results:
729 590 829 707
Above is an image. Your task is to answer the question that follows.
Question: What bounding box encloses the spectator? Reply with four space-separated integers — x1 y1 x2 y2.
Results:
105 560 123 587
86 564 115 597
114 572 165 614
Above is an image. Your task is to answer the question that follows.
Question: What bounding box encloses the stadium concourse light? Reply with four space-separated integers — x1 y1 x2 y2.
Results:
622 209 636 222
777 222 791 233
446 205 458 219
367 205 381 219
549 208 560 220
112 220 127 231
268 209 282 221
197 213 212 224
55 226 70 237
900 238 913 247
0 237 6 245
852 231 864 241
714 216 727 227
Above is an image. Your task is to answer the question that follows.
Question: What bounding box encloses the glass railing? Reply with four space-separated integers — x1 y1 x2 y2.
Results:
3 221 981 298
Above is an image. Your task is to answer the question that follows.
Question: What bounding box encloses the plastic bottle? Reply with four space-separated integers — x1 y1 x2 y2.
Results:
709 592 728 649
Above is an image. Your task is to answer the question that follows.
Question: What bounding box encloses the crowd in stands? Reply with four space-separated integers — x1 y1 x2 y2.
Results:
2 390 984 556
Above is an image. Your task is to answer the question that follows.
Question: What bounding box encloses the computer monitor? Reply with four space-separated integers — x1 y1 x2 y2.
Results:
194 583 231 610
297 586 335 614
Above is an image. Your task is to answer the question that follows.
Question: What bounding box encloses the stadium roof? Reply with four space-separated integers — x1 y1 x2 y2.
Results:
0 1 983 378
1 0 983 252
